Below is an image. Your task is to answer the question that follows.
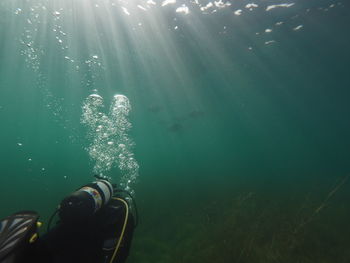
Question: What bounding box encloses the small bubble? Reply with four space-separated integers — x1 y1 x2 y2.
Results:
92 55 99 59
17 143 23 146
293 25 303 31
28 158 32 161
42 168 45 171
63 176 67 179
14 8 22 15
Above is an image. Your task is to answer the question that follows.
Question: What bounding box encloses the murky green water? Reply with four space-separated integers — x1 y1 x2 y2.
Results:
1 0 350 262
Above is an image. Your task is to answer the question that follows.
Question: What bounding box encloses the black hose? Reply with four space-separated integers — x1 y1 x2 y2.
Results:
47 208 59 233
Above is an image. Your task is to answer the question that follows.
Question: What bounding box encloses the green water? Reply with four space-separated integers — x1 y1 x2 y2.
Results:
1 0 350 262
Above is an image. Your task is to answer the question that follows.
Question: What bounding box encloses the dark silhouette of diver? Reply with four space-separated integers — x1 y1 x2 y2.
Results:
0 178 137 263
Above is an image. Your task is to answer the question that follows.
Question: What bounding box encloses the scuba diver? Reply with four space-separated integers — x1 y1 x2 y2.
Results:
0 176 138 263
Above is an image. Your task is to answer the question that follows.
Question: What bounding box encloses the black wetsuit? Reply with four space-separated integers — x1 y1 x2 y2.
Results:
28 198 134 263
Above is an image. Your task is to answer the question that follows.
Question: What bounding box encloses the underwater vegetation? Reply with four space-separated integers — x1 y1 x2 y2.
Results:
129 175 350 263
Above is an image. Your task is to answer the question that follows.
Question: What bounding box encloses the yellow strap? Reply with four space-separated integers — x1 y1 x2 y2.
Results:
29 233 38 243
109 197 129 263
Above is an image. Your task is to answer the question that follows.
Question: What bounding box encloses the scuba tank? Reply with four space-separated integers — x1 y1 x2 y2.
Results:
58 180 114 224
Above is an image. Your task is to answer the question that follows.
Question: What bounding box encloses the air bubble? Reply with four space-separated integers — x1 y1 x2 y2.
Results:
81 94 139 192
15 8 22 15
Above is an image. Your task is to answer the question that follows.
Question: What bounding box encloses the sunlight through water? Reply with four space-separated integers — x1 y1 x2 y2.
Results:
0 0 345 195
